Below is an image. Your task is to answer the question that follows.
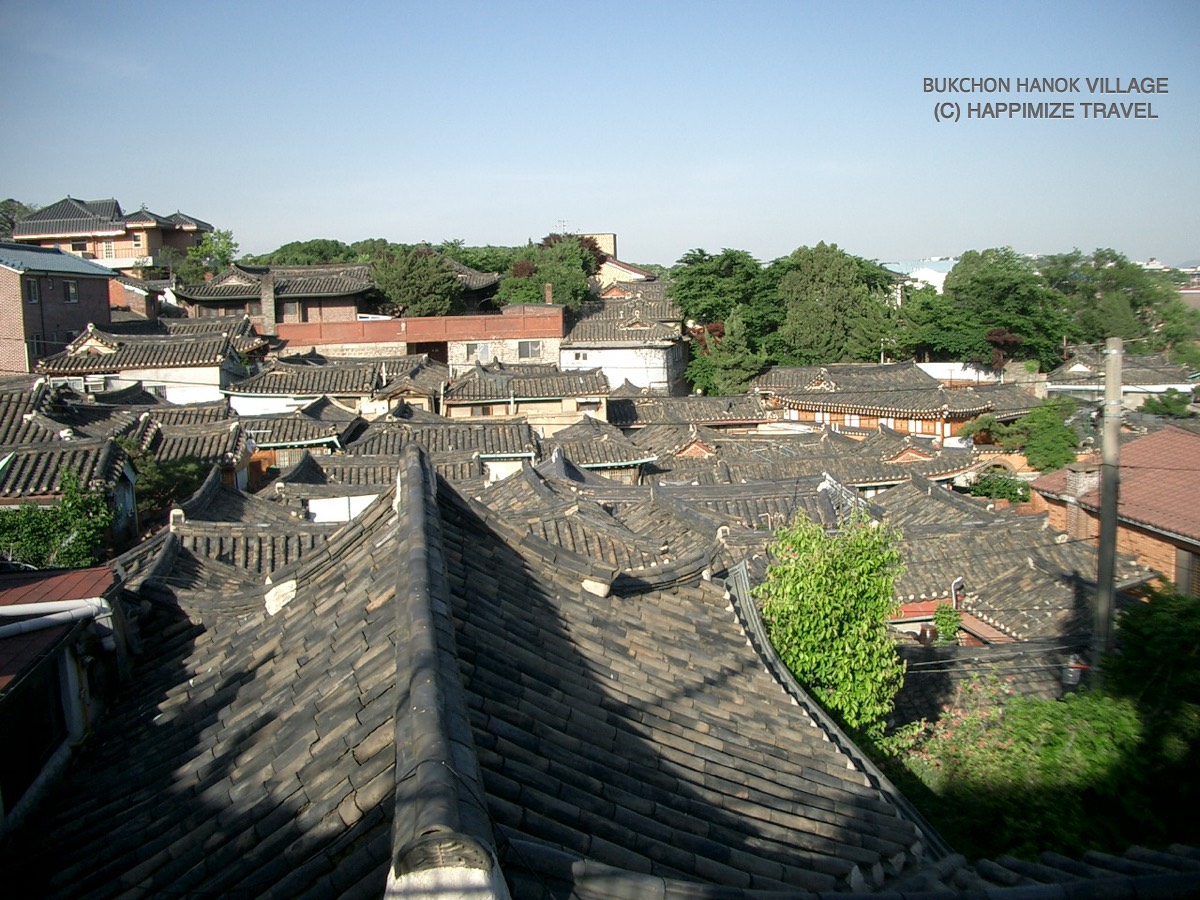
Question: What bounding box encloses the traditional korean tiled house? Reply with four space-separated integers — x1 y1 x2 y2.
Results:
347 417 537 484
606 386 771 432
37 322 253 404
1029 425 1200 596
0 437 139 541
11 197 212 277
441 361 609 436
240 396 365 485
754 361 992 441
0 242 115 374
1047 347 1196 409
173 262 374 336
633 422 979 496
538 415 656 484
559 296 688 394
224 357 386 416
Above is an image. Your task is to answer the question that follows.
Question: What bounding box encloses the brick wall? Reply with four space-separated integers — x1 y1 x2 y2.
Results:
0 270 110 372
0 269 28 374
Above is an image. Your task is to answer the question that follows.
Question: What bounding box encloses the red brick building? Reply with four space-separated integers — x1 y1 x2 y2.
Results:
0 242 113 374
1030 425 1200 596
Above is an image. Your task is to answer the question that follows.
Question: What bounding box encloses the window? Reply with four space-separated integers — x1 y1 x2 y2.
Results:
573 351 588 361
103 241 115 259
247 300 262 316
466 342 490 361
29 334 43 358
71 241 86 253
519 340 542 359
63 280 78 303
25 278 39 303
131 232 143 248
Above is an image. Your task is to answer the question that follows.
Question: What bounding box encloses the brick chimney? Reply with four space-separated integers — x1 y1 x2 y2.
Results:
260 270 277 335
1063 461 1100 539
543 282 553 304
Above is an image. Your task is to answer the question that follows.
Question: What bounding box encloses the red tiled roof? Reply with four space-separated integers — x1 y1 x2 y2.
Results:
1037 427 1200 541
0 566 117 694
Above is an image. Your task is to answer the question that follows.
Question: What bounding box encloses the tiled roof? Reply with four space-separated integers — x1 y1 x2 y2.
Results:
444 362 609 403
175 262 373 300
0 241 117 278
349 420 538 458
635 424 978 489
563 303 682 345
242 398 363 449
141 420 249 467
11 197 124 236
7 444 1200 895
755 362 992 417
37 325 243 375
13 198 211 238
442 256 502 291
0 438 129 499
1048 348 1194 387
970 382 1041 419
875 478 1153 641
227 359 382 397
0 382 63 445
607 393 768 427
540 415 656 468
600 280 676 314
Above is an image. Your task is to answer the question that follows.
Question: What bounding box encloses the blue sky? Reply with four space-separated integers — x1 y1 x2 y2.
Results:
3 1 1197 266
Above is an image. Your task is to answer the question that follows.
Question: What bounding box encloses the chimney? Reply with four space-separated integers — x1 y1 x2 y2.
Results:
543 282 553 305
260 270 277 336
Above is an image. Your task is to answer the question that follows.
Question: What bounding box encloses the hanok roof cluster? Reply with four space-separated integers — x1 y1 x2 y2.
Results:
7 443 1198 897
1047 347 1196 389
11 197 212 241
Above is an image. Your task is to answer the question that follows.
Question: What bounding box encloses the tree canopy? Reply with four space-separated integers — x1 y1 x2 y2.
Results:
754 513 906 737
0 474 115 568
371 246 464 317
0 198 37 241
178 229 240 282
495 234 596 310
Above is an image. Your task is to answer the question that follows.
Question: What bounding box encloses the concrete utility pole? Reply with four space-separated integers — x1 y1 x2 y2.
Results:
1091 336 1123 682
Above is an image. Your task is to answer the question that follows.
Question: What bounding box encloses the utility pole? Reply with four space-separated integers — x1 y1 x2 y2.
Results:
1091 336 1123 683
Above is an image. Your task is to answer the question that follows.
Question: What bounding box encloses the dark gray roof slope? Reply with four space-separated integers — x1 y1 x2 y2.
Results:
349 420 537 458
37 325 245 375
755 362 992 417
607 393 768 428
0 438 129 499
1049 347 1194 387
540 415 656 468
242 397 363 449
227 360 382 397
445 361 609 403
176 262 373 301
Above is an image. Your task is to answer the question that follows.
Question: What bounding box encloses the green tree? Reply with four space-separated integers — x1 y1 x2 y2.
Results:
496 235 594 310
685 307 767 395
0 473 115 568
0 198 38 240
1140 388 1195 418
754 514 906 737
667 248 764 325
371 246 464 317
960 399 1079 471
767 243 897 365
437 240 518 274
940 248 1072 371
243 238 357 265
178 229 240 282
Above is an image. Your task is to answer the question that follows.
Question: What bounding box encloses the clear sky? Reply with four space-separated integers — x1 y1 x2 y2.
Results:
3 1 1197 267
